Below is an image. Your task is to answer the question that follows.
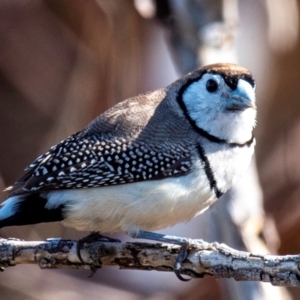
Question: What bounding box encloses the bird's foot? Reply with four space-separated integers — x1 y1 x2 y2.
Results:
86 265 98 278
76 231 121 263
77 232 121 278
173 242 192 281
131 230 194 281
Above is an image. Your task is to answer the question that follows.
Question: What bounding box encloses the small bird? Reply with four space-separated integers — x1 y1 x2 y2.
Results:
0 63 256 278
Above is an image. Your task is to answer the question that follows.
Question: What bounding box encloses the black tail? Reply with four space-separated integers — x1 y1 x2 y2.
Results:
0 193 64 228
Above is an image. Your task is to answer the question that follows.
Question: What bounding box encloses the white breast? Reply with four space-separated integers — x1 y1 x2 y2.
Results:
44 160 215 236
204 140 255 193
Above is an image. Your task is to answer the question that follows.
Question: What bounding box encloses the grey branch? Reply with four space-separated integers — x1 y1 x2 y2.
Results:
0 237 300 287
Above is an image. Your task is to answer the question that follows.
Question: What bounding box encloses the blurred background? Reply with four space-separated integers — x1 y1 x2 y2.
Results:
0 0 300 299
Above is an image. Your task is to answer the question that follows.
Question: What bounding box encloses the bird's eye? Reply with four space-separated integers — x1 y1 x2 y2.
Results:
206 79 219 93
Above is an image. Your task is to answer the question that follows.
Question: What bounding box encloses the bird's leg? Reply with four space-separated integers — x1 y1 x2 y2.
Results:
131 231 194 281
134 231 192 245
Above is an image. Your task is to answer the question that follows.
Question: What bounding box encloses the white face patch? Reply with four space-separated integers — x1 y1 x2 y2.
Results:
182 73 256 144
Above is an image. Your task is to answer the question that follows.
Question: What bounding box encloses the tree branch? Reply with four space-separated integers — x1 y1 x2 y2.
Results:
0 237 299 287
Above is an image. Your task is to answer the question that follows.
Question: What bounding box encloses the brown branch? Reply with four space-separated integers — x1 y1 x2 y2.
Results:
0 237 300 287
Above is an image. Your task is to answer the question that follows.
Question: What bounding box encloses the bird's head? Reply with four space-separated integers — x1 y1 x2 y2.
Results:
179 63 256 144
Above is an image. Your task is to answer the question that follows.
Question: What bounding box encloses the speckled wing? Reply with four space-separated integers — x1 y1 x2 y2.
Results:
7 132 192 195
6 87 197 195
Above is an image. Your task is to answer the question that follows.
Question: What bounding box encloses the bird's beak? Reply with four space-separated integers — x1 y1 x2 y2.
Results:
227 79 256 111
